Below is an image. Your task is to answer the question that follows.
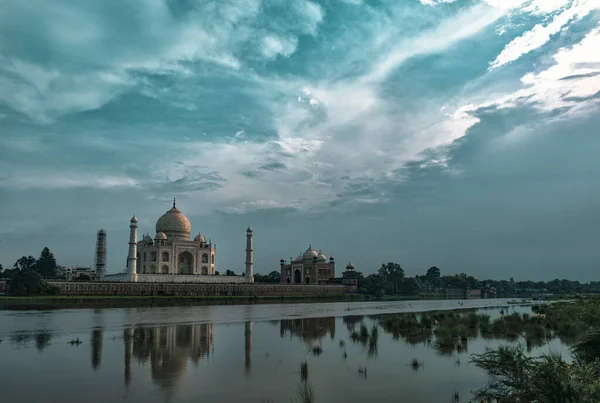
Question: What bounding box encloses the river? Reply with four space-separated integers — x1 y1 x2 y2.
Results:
0 299 567 402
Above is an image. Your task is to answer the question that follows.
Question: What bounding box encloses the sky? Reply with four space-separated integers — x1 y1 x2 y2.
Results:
0 0 599 281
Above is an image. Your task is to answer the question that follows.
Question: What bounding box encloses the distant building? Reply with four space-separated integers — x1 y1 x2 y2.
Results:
279 246 335 284
65 267 97 281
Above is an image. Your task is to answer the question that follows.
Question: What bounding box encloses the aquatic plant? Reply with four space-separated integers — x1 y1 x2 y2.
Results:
292 383 315 403
410 358 422 371
300 360 308 381
471 345 600 402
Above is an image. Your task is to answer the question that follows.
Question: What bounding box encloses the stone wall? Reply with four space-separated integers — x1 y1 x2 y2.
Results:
102 273 252 283
135 274 250 283
48 281 355 297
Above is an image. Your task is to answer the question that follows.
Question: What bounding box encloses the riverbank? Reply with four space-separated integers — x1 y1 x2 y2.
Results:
0 293 366 309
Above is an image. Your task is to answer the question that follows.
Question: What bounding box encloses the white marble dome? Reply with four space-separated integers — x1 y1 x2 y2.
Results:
155 232 167 240
156 202 191 241
317 252 327 262
143 235 153 244
194 234 206 243
303 246 318 260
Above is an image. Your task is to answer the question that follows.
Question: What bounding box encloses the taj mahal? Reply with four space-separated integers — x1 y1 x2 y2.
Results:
104 199 254 284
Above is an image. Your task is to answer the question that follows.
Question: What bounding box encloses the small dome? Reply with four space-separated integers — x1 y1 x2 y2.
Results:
143 235 153 243
155 200 191 241
194 234 206 243
155 232 167 240
293 253 304 263
303 246 318 260
346 262 355 270
317 251 327 262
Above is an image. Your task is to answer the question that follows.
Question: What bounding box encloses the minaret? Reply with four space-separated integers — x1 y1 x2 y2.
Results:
95 229 107 281
245 226 254 282
127 216 138 279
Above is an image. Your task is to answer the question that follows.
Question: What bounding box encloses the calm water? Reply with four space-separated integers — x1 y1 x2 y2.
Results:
0 299 567 403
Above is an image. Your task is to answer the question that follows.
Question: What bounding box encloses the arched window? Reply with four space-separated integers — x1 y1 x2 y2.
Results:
202 254 208 264
150 252 157 262
161 252 169 262
144 252 146 261
201 266 208 275
162 265 169 274
178 252 193 274
287 277 291 284
306 276 310 284
211 254 215 264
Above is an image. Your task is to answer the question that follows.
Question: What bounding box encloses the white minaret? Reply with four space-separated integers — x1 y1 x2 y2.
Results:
245 226 254 282
126 216 138 279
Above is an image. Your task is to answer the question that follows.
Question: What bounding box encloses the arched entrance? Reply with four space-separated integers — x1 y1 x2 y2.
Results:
201 266 208 275
178 251 194 274
287 277 290 284
294 269 301 284
305 276 310 284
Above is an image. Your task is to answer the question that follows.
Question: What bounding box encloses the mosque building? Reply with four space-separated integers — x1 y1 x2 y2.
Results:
279 246 336 284
104 200 253 283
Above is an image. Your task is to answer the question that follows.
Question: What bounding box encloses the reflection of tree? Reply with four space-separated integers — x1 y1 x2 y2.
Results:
10 331 53 351
128 324 214 390
280 317 336 345
343 315 364 331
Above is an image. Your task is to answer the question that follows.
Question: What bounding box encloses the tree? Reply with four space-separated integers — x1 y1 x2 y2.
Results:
254 271 281 283
399 277 423 296
425 266 441 287
0 263 3 277
9 269 46 295
35 247 58 278
378 262 405 295
224 269 237 276
14 256 36 272
214 270 220 276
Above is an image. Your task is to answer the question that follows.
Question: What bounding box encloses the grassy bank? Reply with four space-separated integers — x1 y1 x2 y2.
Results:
0 293 365 309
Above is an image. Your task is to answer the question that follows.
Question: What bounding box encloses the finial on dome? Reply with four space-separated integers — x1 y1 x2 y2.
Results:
173 198 176 208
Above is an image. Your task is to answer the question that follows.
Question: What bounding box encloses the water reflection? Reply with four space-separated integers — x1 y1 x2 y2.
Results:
280 317 336 346
92 329 102 370
0 302 571 403
9 331 53 351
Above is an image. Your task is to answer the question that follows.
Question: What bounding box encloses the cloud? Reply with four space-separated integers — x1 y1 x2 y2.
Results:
453 25 600 142
490 0 599 69
0 0 324 121
261 35 299 59
363 3 506 83
0 172 140 190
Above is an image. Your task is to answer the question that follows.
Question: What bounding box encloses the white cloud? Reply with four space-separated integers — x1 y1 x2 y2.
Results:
0 0 324 121
1 172 140 190
454 26 600 140
490 0 599 69
261 35 299 59
364 4 506 83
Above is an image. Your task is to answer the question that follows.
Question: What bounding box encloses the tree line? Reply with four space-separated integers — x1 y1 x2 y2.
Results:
354 262 600 298
0 247 62 295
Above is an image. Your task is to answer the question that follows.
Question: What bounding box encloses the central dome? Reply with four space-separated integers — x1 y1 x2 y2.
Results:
155 200 191 241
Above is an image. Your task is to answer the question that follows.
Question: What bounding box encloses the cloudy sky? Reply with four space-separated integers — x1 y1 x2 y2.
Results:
0 0 599 281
